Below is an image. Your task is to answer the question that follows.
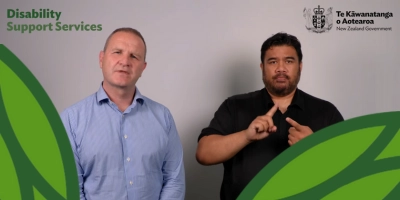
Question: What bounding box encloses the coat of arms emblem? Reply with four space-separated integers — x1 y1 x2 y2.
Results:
303 5 333 33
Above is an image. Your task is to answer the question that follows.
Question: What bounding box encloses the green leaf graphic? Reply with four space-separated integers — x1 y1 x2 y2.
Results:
0 135 20 200
0 44 79 200
322 169 400 200
238 111 400 200
0 60 66 196
376 129 400 160
33 187 47 200
254 126 384 199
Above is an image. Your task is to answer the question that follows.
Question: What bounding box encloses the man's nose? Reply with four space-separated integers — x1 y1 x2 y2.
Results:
276 61 287 72
119 54 130 66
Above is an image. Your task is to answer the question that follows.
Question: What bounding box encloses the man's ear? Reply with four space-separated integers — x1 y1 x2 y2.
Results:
139 62 147 77
299 61 303 72
99 51 104 69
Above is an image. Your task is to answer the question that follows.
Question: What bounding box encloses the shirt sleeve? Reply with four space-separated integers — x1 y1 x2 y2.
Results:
198 98 235 141
328 104 345 126
60 109 86 200
159 109 186 200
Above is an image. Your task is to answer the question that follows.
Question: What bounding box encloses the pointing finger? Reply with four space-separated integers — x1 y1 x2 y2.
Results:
266 103 279 117
286 117 301 130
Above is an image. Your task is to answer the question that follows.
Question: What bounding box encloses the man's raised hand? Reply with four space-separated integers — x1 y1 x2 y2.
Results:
244 104 279 142
286 117 313 146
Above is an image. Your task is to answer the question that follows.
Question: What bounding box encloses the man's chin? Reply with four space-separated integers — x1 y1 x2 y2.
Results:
266 85 293 96
110 82 133 89
272 90 287 96
272 84 288 91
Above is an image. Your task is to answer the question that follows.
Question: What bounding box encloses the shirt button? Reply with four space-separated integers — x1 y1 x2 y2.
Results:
124 135 128 139
127 157 130 162
130 181 133 185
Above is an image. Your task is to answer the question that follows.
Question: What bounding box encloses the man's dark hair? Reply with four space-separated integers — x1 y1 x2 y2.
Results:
260 32 302 63
103 27 147 60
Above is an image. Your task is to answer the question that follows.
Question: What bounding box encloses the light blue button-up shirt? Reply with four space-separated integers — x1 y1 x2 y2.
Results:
60 83 185 200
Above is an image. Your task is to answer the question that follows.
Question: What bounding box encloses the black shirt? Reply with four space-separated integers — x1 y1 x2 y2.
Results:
198 88 344 200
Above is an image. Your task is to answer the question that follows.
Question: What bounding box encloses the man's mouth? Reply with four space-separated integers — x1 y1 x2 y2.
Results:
116 70 129 74
274 76 288 82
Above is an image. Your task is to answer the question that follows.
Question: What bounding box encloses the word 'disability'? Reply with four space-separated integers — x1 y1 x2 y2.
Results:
6 8 103 33
7 9 62 20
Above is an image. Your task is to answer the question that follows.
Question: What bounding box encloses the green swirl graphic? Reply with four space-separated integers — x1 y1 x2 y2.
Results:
238 111 400 199
0 44 79 200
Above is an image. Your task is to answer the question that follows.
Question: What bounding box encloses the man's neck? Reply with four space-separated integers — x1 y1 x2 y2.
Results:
102 83 135 112
268 89 297 113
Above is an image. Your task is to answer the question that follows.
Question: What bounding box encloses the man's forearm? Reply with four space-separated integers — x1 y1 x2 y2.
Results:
196 131 250 165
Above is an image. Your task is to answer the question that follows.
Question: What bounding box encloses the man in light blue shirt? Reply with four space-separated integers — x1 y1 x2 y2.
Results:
60 27 185 200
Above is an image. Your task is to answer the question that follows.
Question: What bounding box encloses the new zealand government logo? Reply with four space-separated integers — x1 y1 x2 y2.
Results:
303 5 333 33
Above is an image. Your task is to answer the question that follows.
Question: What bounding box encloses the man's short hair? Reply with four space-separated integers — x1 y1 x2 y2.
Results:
260 32 303 63
103 27 147 60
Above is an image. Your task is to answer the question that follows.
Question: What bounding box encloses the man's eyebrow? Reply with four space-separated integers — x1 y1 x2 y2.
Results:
130 52 143 58
266 56 297 62
109 48 122 51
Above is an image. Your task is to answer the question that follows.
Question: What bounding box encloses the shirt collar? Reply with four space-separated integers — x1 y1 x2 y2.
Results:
96 82 145 105
262 87 305 111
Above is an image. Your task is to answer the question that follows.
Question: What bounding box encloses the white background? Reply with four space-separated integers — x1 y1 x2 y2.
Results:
1 0 399 199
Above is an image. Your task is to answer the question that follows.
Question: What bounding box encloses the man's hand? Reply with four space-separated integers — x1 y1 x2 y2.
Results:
286 117 313 146
243 104 279 142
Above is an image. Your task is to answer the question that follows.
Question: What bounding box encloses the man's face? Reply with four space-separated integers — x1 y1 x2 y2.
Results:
260 45 302 97
99 31 147 89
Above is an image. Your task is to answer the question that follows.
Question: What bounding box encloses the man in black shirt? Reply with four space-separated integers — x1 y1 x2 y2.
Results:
196 32 344 200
